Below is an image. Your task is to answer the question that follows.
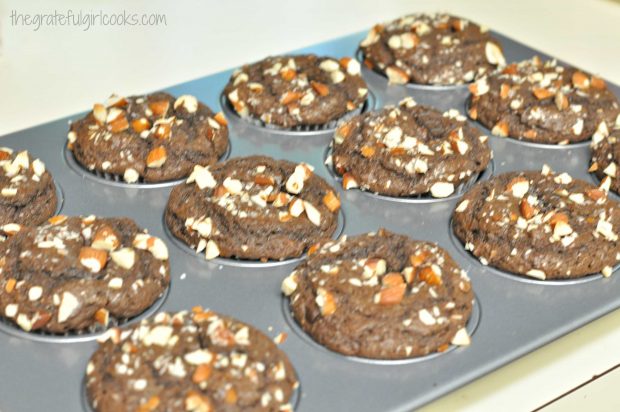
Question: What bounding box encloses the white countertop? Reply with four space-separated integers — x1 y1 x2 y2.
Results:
2 0 620 410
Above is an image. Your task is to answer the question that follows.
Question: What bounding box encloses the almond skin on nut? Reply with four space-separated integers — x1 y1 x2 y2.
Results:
79 247 108 273
322 191 341 212
311 81 330 96
377 283 406 305
149 100 170 116
146 146 168 168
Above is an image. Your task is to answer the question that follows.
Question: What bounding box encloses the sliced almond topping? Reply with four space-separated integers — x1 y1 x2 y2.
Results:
110 247 136 270
146 146 168 168
281 272 298 296
303 201 321 226
79 247 108 273
451 328 471 346
322 191 341 212
108 113 129 133
525 269 546 280
149 100 170 116
492 120 509 137
92 103 107 125
58 291 80 323
500 83 510 99
280 91 303 105
419 266 442 286
364 258 387 278
288 198 304 217
532 87 554 100
192 364 213 383
549 212 569 227
214 112 228 127
154 122 171 139
48 215 68 225
555 92 569 110
342 173 358 190
430 182 454 198
132 118 151 133
254 174 274 186
5 278 16 293
123 168 140 183
376 283 406 305
485 42 505 65
173 95 198 113
385 66 409 84
586 188 605 201
205 240 220 260
316 288 336 316
591 76 606 90
94 308 109 325
311 81 329 96
571 71 589 89
520 198 536 219
382 273 404 287
92 226 120 251
507 177 529 198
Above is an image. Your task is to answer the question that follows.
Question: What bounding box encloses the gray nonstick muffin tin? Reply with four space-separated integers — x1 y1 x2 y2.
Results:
1 28 619 412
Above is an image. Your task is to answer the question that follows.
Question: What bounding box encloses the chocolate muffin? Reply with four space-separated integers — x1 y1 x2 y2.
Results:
223 54 368 128
469 56 620 144
453 167 620 280
0 148 57 226
360 13 505 85
0 215 170 333
86 308 298 412
68 92 229 183
331 97 491 198
591 127 620 194
165 156 341 261
282 230 474 359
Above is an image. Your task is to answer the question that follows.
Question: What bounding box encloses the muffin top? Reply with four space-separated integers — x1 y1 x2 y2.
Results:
453 167 620 279
332 97 491 197
86 309 298 412
283 229 474 359
166 156 341 261
360 13 505 85
469 56 620 144
224 54 368 128
0 148 57 225
69 92 229 183
0 215 170 333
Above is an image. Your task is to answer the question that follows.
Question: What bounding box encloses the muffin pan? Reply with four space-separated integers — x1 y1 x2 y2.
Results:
1 30 619 412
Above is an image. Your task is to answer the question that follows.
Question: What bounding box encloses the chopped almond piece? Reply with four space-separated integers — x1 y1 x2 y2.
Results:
419 266 442 286
532 87 554 100
322 191 341 212
500 83 510 99
281 68 296 81
213 112 228 126
360 145 376 158
146 146 168 168
519 198 536 219
132 118 151 133
382 273 404 287
5 278 16 293
192 364 212 383
377 284 406 305
254 174 274 186
591 76 606 90
571 71 589 89
280 91 303 105
79 247 108 273
149 100 170 116
108 115 129 133
311 81 329 96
